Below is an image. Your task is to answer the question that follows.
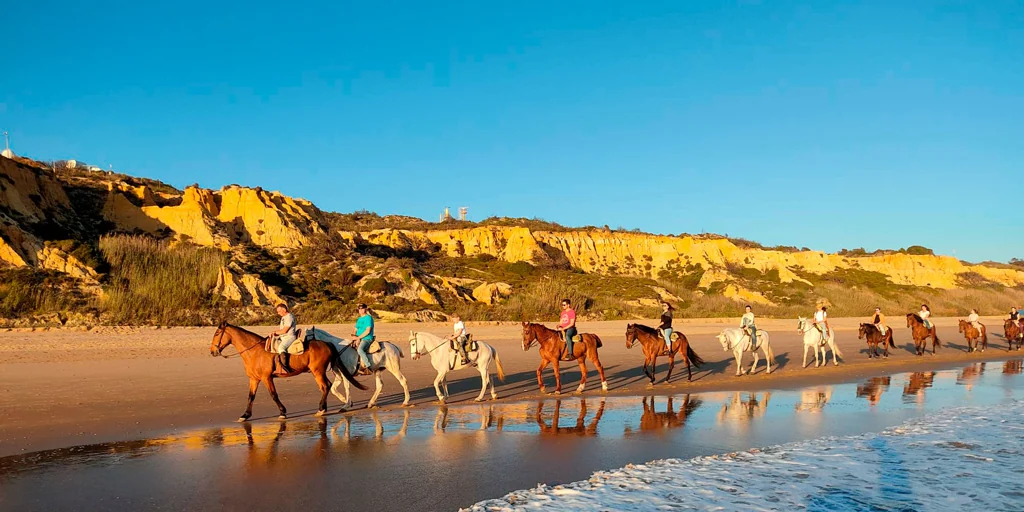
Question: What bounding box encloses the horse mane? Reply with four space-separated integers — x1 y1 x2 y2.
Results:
223 323 263 340
631 323 658 334
526 322 556 333
908 313 923 323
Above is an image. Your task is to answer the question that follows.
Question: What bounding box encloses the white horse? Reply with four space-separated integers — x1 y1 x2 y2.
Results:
797 317 843 368
408 331 506 404
717 328 774 376
309 328 411 409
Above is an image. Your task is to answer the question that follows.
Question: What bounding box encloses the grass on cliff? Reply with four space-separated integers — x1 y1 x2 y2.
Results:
0 268 94 321
99 235 225 325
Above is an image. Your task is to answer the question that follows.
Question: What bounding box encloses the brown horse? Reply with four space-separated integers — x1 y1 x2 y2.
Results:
958 319 988 353
1004 319 1023 351
522 322 608 394
625 323 704 384
858 323 895 358
625 395 702 435
905 313 940 355
210 321 365 421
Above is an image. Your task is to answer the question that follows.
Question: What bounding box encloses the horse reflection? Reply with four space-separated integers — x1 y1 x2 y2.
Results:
624 395 702 436
902 371 936 404
717 392 771 429
333 409 409 441
432 404 505 432
534 398 606 436
957 362 986 390
794 388 833 413
1003 360 1023 375
856 377 891 406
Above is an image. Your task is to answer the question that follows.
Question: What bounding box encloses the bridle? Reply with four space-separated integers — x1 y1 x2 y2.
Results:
522 325 539 350
213 326 261 359
410 333 449 358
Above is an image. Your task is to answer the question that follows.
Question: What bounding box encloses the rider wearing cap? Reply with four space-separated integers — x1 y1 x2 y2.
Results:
814 305 830 341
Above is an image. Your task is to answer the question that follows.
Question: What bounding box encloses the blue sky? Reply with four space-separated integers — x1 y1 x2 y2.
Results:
3 1 1022 262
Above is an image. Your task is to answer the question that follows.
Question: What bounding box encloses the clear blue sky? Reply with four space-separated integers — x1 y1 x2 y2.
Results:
4 1 1022 262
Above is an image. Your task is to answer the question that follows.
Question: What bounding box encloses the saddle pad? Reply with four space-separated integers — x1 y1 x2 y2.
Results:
669 332 680 342
349 339 384 353
286 341 305 355
449 339 479 352
571 334 583 343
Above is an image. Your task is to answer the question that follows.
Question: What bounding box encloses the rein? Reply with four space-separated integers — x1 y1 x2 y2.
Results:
217 329 263 359
414 334 452 356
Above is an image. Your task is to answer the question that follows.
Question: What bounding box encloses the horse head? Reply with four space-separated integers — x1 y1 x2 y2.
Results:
408 331 421 360
958 320 966 333
717 330 730 351
210 322 231 357
797 317 807 332
521 322 537 351
858 323 867 339
625 323 638 349
906 313 915 327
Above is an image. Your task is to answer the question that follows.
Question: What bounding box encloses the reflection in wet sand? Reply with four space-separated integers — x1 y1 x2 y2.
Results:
957 362 987 390
717 392 771 432
902 371 936 405
624 395 702 436
794 388 833 413
1003 359 1022 375
856 377 891 406
534 398 606 436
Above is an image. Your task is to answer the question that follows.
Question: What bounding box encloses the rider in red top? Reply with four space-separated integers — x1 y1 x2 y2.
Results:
557 298 577 358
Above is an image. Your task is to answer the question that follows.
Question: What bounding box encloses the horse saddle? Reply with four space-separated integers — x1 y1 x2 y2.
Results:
349 338 384 353
660 330 680 342
449 334 478 353
270 330 307 355
560 333 584 343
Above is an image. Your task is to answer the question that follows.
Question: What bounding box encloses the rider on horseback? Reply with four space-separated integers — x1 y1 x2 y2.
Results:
658 302 674 351
352 303 375 375
741 305 758 349
871 307 888 336
814 306 830 341
557 298 577 359
448 314 470 365
270 303 298 373
919 304 932 330
968 308 984 334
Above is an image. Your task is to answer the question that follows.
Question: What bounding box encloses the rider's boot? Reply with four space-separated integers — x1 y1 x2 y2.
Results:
459 344 469 365
277 353 293 374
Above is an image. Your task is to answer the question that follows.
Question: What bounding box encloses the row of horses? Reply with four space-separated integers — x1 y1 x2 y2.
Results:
209 313 1022 422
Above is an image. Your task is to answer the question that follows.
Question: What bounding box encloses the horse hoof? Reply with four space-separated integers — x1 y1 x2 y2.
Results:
316 409 327 417
402 403 413 408
474 398 484 402
601 382 608 392
278 415 287 420
237 417 249 423
553 390 561 395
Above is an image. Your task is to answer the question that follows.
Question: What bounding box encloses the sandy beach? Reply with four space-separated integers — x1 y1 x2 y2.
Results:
0 315 1016 458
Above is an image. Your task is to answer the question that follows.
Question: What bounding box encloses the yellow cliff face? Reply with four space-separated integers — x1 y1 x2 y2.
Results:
102 184 325 251
355 227 1024 293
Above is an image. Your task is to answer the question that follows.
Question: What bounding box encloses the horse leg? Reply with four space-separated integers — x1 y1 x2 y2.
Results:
735 351 744 376
240 378 260 421
750 350 760 375
648 355 657 385
536 360 550 394
476 365 489 402
367 372 385 408
552 360 562 394
575 359 587 394
593 354 608 392
387 363 411 407
314 369 330 416
802 343 809 368
433 371 446 403
330 369 351 411
665 353 676 383
263 378 287 419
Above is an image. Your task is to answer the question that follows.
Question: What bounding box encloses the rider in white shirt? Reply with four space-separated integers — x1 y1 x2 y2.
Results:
270 303 298 372
919 304 932 329
813 306 830 341
740 305 757 348
448 314 470 364
968 309 983 333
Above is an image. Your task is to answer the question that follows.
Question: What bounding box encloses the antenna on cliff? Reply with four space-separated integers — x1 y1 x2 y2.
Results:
458 206 467 221
1 131 12 159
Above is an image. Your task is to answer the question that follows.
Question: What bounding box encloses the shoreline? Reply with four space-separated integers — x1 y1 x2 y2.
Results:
1 316 1019 457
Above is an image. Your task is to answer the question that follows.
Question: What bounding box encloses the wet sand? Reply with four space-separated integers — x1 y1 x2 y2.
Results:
0 315 1017 458
2 358 1021 511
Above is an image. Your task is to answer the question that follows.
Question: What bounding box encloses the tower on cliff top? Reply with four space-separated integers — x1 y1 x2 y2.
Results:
458 207 467 221
1 131 13 159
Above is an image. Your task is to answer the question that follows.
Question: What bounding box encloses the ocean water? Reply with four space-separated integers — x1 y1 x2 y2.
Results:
467 400 1024 511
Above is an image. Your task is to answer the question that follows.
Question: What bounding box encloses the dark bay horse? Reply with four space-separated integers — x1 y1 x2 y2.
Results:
210 322 365 421
858 323 895 358
906 313 940 355
522 322 608 394
958 319 987 353
625 323 704 384
1004 319 1023 351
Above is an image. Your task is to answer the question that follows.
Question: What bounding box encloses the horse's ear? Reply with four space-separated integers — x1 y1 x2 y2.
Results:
218 319 227 328
521 321 528 327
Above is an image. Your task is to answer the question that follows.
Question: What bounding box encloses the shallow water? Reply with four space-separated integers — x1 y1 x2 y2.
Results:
1 360 1022 511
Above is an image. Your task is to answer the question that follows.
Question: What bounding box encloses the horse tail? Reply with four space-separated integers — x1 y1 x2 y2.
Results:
593 334 603 349
326 341 367 391
685 343 704 368
888 331 896 349
493 348 507 382
932 328 941 348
